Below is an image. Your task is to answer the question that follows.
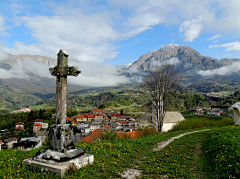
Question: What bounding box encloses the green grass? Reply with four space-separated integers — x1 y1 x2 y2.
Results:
29 104 48 110
171 115 234 132
1 121 239 178
203 126 240 178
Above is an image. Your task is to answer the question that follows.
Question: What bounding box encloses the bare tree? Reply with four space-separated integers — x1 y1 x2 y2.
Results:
141 63 182 133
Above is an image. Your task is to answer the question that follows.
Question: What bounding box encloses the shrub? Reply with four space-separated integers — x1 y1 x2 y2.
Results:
171 116 234 132
100 129 120 141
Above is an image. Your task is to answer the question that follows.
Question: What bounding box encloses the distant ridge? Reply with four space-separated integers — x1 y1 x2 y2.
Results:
117 44 240 83
130 44 240 71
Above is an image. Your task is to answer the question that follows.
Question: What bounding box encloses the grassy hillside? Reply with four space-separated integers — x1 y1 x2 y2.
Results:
0 77 91 114
1 124 239 178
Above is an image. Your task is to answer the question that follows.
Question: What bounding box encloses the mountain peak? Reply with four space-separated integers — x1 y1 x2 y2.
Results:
160 43 184 50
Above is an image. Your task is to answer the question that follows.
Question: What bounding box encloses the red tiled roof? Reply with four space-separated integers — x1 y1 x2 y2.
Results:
87 115 95 118
105 116 109 119
72 120 77 123
82 129 102 143
76 115 86 118
14 137 18 141
93 109 102 113
121 116 131 119
0 140 2 144
15 127 24 129
101 124 111 129
33 123 42 126
102 111 106 113
66 117 71 121
105 124 111 129
15 122 24 125
119 120 134 123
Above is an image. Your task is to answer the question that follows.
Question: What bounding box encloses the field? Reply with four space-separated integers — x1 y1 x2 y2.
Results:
1 122 240 178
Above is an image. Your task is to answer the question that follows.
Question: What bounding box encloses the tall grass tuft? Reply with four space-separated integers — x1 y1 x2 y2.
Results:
137 127 158 137
100 129 121 141
171 116 234 132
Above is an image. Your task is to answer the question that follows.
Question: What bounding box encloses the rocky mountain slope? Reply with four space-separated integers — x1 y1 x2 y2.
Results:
119 44 240 82
8 54 56 67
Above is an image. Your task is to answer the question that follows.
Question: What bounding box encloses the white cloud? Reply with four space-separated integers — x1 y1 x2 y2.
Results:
3 0 240 86
67 61 134 87
0 49 10 61
212 40 218 43
168 57 180 65
0 53 135 87
197 61 240 76
0 60 28 79
149 57 180 68
4 11 120 63
179 16 203 42
1 32 10 38
209 41 240 52
207 34 222 41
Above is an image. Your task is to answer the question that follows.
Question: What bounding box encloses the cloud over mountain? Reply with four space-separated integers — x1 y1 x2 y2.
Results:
197 61 240 76
2 0 240 64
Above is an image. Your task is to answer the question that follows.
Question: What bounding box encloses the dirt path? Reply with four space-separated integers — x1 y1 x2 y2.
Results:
120 129 211 179
152 129 210 151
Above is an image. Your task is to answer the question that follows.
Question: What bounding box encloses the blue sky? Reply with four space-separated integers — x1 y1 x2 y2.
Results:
0 0 240 67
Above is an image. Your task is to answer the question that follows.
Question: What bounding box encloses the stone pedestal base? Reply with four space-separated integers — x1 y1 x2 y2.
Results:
34 148 85 164
23 154 94 177
48 124 75 152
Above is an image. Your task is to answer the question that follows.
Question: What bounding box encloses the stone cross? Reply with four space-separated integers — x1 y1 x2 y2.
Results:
49 49 81 124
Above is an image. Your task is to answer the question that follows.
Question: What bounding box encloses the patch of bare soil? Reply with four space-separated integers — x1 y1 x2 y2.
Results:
121 169 142 179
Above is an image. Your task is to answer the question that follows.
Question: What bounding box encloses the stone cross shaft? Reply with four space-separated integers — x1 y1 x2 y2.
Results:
49 49 81 124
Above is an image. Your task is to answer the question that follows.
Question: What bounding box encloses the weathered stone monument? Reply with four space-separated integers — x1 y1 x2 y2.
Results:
231 102 240 126
23 49 94 177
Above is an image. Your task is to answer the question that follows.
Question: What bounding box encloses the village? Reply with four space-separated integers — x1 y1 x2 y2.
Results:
0 107 188 151
193 106 233 118
0 109 143 151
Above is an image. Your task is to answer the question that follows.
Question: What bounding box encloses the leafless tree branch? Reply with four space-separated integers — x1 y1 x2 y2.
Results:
141 63 182 133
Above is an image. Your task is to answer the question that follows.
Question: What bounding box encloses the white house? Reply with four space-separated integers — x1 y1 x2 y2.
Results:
2 138 18 149
161 111 185 132
0 140 3 151
89 121 101 132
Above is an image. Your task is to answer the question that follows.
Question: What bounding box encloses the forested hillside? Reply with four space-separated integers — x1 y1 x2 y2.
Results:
186 77 240 93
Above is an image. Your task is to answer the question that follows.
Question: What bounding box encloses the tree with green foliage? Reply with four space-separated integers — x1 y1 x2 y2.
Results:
120 109 123 115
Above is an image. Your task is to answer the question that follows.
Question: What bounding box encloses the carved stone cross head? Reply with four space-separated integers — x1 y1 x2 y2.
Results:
49 49 81 77
49 49 81 124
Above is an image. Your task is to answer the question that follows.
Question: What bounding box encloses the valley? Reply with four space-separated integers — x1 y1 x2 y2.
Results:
0 44 240 114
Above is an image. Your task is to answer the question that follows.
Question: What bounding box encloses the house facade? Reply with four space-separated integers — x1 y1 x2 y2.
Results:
0 140 3 151
111 114 121 122
33 123 42 133
15 122 24 131
34 119 43 124
89 121 101 132
161 111 185 132
76 115 87 122
95 113 103 121
2 138 18 149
